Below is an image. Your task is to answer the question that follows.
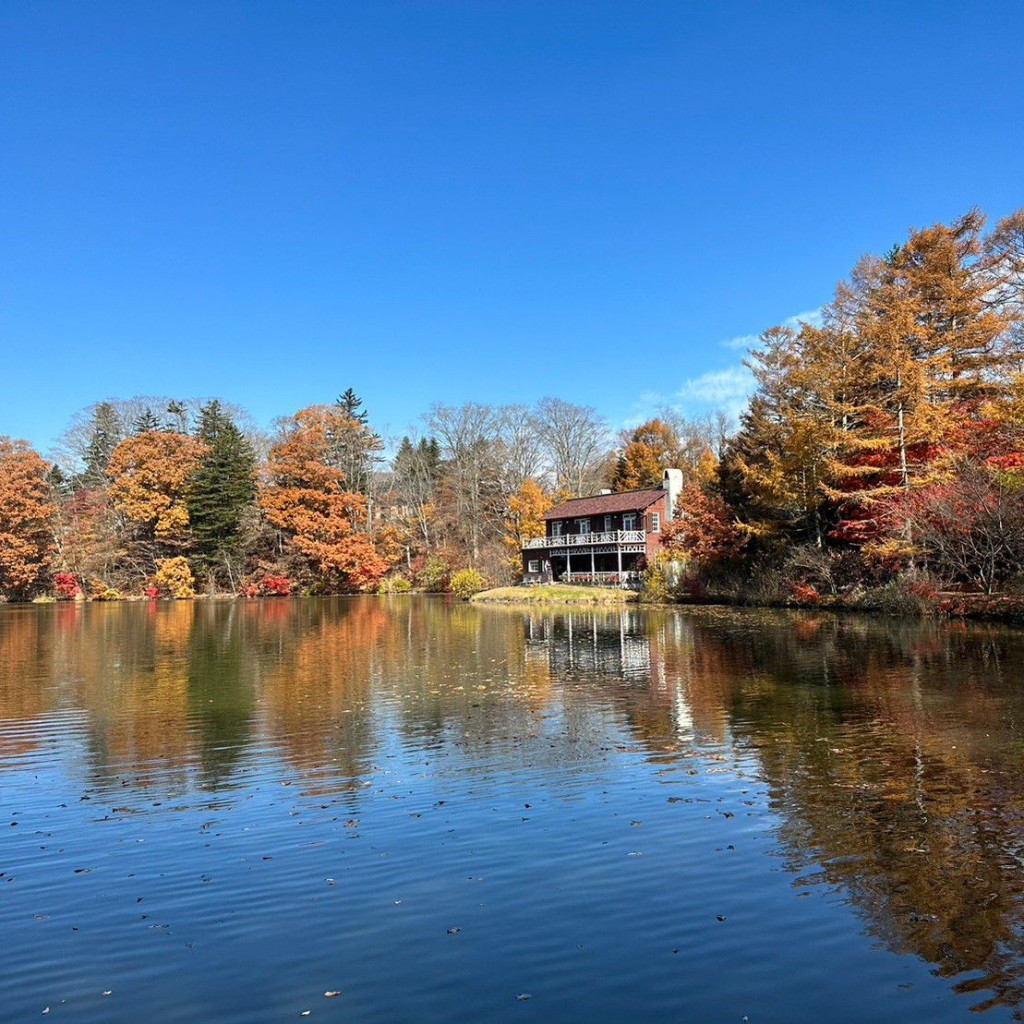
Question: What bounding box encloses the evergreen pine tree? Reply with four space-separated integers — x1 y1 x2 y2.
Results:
188 401 257 581
166 400 190 434
326 388 384 493
336 387 369 424
81 402 123 488
133 407 161 434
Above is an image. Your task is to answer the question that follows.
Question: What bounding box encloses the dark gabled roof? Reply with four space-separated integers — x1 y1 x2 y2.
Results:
544 488 665 520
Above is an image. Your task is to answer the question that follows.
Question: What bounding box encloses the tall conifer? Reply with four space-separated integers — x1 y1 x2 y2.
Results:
188 401 257 580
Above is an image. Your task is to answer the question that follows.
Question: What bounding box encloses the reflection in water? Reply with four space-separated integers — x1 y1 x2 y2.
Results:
3 600 1024 1019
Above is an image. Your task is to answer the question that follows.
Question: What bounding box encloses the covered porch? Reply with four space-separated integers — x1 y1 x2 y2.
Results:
524 548 646 588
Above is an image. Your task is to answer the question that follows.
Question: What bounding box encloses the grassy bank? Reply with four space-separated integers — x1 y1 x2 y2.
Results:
471 584 639 606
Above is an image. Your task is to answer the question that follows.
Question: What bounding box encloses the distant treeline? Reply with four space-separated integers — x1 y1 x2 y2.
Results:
2 206 1023 605
0 383 724 599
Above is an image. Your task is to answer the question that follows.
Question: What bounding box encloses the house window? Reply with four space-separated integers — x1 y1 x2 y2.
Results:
577 518 591 534
603 515 612 533
528 560 540 573
651 512 661 533
551 521 563 537
623 513 637 531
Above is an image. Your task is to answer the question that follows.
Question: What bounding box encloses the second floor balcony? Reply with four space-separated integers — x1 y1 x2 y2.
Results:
523 529 646 550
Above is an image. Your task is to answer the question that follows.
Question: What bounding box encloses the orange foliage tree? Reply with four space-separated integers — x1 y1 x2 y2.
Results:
106 431 209 540
259 406 394 592
661 481 746 567
0 438 57 600
612 419 681 490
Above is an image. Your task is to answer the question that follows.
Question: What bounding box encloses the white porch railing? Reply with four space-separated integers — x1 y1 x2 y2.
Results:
563 571 642 587
523 530 646 550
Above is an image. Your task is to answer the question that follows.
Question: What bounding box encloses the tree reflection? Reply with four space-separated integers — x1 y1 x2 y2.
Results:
6 597 1024 1015
656 610 1024 1018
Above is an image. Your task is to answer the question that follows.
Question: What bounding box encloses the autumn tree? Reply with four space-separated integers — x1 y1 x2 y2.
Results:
50 486 121 590
501 478 552 570
661 480 746 568
0 438 57 600
824 214 1011 554
612 418 682 491
724 325 842 547
905 461 1024 594
106 431 209 543
259 406 393 591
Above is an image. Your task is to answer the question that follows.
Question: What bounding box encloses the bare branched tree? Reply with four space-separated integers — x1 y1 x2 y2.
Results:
533 397 610 496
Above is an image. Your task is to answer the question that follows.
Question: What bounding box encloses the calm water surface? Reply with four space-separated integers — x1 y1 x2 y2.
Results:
2 598 1024 1022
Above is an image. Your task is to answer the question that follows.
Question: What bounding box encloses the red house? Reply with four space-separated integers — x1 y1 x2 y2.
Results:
522 469 683 587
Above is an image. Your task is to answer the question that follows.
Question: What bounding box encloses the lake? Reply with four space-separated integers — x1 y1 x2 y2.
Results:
2 597 1023 1022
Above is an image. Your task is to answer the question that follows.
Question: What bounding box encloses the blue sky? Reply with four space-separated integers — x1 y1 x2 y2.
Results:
3 1 1023 452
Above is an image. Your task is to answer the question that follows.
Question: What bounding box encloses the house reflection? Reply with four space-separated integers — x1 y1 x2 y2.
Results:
521 609 708 754
524 609 651 679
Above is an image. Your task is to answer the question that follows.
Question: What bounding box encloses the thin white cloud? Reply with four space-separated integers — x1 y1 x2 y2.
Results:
674 365 753 421
720 307 824 351
676 365 753 405
625 366 752 427
625 305 825 429
720 331 761 352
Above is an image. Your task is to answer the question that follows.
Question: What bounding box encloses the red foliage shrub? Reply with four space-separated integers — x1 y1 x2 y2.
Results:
244 574 293 597
53 573 81 600
790 582 820 605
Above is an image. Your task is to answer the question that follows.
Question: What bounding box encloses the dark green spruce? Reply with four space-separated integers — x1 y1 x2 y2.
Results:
80 402 124 488
188 401 257 584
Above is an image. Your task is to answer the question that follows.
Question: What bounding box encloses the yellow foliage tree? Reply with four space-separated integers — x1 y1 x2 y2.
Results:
612 419 681 490
106 431 208 540
502 478 552 574
153 557 195 599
